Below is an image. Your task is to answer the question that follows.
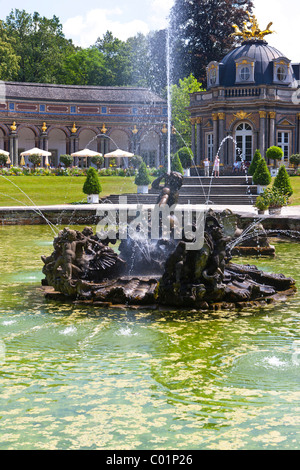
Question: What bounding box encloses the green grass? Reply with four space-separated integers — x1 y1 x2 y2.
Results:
0 175 137 206
290 176 300 206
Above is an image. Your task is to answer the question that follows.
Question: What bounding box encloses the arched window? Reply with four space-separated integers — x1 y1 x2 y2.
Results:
235 122 253 162
277 66 287 82
239 66 251 81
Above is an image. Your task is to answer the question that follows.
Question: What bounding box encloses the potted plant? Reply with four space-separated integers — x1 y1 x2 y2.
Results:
91 155 104 170
273 164 293 197
177 147 193 176
83 167 102 203
261 187 289 215
266 146 284 176
253 158 272 194
60 154 73 168
0 153 8 167
254 195 269 214
248 149 262 178
289 154 300 175
135 161 151 194
28 154 42 171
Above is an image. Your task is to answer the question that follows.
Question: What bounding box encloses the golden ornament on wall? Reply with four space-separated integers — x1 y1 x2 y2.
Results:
42 122 47 132
10 121 17 132
71 122 77 134
233 111 252 120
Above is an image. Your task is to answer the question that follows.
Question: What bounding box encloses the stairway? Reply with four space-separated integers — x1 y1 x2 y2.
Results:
100 176 258 206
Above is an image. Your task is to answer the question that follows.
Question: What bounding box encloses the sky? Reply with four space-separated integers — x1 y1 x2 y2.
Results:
0 0 299 62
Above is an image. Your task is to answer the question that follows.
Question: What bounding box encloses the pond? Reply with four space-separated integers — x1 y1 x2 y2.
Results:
0 225 300 450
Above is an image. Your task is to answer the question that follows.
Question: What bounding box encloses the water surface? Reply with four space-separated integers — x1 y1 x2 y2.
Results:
0 225 300 450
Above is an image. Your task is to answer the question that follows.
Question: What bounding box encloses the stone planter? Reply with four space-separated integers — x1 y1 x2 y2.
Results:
257 209 266 215
270 168 279 177
137 185 149 194
87 194 99 204
257 185 267 195
184 168 191 177
268 206 282 215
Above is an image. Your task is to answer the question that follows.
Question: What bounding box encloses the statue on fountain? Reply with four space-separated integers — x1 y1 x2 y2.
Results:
42 172 296 310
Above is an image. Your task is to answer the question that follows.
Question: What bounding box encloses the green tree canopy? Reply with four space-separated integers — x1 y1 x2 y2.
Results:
170 0 254 84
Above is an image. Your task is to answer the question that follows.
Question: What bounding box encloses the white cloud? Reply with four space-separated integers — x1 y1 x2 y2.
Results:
148 0 174 30
63 8 150 47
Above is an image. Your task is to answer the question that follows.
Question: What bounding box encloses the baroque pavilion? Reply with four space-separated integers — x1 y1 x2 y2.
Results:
189 12 300 169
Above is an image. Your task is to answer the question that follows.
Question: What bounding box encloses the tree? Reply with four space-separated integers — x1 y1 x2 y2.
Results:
60 155 73 168
253 158 272 186
273 165 293 197
95 31 132 86
4 9 76 83
289 154 300 173
91 155 104 169
135 162 151 186
266 146 284 169
61 48 110 86
0 153 8 166
83 167 102 195
177 147 194 169
248 149 262 176
0 21 20 80
170 0 254 84
171 74 203 146
171 153 184 174
28 154 42 170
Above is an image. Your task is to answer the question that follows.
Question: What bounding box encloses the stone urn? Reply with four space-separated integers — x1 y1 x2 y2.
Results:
268 206 282 215
257 185 267 195
137 185 149 194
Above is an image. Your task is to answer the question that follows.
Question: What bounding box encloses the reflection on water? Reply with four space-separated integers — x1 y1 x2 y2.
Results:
0 226 300 450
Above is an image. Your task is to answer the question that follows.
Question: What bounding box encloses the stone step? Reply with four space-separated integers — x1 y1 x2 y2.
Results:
183 176 253 186
101 193 257 206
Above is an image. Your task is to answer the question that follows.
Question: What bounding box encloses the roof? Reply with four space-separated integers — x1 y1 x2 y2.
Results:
2 81 166 105
219 39 294 87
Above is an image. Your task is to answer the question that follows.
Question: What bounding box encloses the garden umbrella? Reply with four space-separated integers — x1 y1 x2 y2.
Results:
0 149 10 156
71 149 103 158
20 147 52 157
20 156 26 166
104 149 134 168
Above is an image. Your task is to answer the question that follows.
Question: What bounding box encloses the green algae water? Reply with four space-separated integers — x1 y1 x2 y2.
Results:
0 225 300 450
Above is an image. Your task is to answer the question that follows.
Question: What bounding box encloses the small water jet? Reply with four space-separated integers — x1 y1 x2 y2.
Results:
42 172 296 312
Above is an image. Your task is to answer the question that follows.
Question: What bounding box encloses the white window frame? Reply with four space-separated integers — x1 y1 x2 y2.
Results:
277 131 291 165
206 133 214 161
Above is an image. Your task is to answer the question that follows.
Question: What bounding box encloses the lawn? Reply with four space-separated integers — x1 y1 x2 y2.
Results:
290 176 300 206
0 175 137 206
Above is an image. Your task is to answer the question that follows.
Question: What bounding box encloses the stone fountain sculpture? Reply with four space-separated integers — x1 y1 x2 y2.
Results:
42 172 296 311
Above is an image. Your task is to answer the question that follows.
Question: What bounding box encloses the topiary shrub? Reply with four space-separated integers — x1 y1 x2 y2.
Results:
248 149 262 176
266 146 284 168
83 167 102 195
60 154 73 168
289 154 300 173
177 147 193 169
131 155 144 169
134 161 151 186
253 158 272 186
28 154 42 170
0 153 8 166
171 153 184 174
273 165 293 197
91 155 104 169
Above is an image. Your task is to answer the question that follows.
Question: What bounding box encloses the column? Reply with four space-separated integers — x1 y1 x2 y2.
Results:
196 117 202 166
228 132 234 167
269 111 276 148
191 118 196 159
212 113 218 157
218 113 225 164
9 133 18 166
259 111 267 157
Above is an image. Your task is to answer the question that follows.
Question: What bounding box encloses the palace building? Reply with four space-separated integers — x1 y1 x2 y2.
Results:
189 12 300 169
0 81 168 167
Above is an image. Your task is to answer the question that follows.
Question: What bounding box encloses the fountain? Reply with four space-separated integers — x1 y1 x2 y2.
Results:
42 171 296 311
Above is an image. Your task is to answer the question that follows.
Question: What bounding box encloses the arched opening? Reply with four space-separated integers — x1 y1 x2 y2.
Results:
235 122 253 162
18 127 37 166
0 129 5 152
48 128 67 167
140 130 160 167
108 130 130 167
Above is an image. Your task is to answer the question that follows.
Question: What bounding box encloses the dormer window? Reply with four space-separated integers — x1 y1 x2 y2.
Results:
273 58 291 84
277 65 287 82
235 57 255 84
240 66 251 81
207 61 219 88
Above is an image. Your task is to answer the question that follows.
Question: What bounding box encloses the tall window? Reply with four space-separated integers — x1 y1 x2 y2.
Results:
206 133 214 161
235 123 253 162
277 131 290 165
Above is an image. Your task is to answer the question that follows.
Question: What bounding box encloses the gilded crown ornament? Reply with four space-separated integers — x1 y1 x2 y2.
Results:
231 11 274 41
10 121 17 132
71 122 77 134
